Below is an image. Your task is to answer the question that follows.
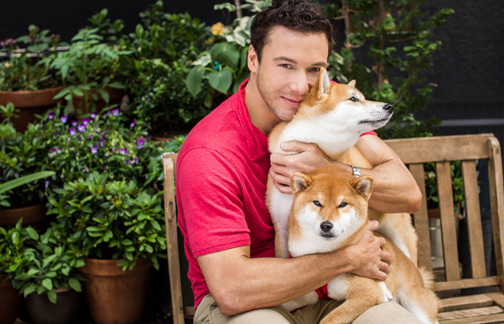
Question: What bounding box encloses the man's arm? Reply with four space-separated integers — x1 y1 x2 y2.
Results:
269 135 422 213
198 221 390 316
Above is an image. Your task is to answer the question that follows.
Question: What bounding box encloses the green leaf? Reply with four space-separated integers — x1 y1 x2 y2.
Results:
186 66 205 98
208 68 232 94
27 268 38 276
42 278 53 291
210 43 239 69
26 227 39 240
24 284 36 297
68 278 82 292
47 290 57 304
0 171 55 194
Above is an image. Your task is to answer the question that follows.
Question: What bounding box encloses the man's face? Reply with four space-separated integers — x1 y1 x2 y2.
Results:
250 26 329 122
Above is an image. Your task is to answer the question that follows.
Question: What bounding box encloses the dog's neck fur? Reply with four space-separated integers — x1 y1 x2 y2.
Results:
271 114 361 160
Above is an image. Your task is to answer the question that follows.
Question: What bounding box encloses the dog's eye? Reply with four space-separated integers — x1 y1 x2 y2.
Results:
338 202 348 208
349 97 359 102
313 200 322 207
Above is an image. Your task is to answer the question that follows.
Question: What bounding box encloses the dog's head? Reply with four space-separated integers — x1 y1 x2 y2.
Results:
288 166 374 255
297 68 393 134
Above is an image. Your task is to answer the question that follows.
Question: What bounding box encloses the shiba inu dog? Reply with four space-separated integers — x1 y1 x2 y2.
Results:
282 166 439 324
266 68 418 264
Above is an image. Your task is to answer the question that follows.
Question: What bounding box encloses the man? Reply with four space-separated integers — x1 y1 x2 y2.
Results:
176 0 423 323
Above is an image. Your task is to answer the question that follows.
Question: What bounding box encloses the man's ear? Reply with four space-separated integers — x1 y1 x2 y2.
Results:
291 172 313 193
347 80 356 88
248 45 258 73
351 175 374 199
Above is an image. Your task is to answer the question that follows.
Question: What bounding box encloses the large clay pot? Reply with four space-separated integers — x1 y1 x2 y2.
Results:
79 258 151 324
0 86 64 131
0 273 21 324
25 288 80 324
0 203 49 231
72 88 124 118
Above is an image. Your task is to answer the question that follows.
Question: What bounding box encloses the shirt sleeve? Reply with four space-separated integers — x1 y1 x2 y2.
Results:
177 147 251 258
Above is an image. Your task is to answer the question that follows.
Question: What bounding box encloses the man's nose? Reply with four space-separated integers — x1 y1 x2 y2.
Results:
289 72 310 96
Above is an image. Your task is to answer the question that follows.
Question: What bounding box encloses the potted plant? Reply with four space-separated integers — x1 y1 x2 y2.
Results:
50 27 130 118
0 220 24 324
32 108 167 324
2 222 84 324
0 103 55 230
123 1 211 137
185 0 270 110
0 25 64 131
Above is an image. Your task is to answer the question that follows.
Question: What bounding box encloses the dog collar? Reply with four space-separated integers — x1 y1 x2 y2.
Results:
350 165 361 178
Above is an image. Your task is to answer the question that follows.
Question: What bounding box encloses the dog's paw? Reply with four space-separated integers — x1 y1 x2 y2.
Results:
378 281 393 302
281 291 318 312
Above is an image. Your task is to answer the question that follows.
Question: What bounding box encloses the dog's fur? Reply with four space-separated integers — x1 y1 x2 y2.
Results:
282 167 439 324
266 68 418 264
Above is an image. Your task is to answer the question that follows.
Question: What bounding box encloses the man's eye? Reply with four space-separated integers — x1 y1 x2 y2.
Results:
338 202 348 208
313 200 322 207
309 67 321 73
349 97 359 102
280 64 293 69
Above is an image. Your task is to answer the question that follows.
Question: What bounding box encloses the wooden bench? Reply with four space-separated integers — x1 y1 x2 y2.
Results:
163 133 504 324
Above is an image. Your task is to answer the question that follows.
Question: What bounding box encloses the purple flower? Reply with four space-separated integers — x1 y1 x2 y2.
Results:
130 121 136 128
88 135 93 140
77 124 86 132
48 113 54 120
91 146 98 154
45 180 50 188
112 108 119 117
99 138 104 147
82 118 90 126
90 113 97 119
119 148 128 155
136 137 145 150
105 153 110 157
69 128 76 136
71 121 77 127
84 167 89 173
60 116 68 124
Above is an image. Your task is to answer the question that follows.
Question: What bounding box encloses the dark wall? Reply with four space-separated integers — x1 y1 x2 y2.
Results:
1 0 503 146
0 0 222 41
420 0 504 150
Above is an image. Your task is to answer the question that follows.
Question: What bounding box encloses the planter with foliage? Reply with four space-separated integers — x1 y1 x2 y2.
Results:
0 106 55 230
123 1 212 136
2 222 83 324
22 108 168 322
0 25 63 131
50 27 130 118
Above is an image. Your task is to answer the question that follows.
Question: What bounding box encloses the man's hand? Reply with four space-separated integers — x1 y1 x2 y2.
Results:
344 220 391 281
270 140 348 194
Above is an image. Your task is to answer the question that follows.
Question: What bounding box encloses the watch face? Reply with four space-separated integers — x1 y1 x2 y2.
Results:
352 166 361 177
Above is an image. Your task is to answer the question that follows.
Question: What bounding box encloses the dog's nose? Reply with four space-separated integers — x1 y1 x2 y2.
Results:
320 221 333 233
383 104 393 111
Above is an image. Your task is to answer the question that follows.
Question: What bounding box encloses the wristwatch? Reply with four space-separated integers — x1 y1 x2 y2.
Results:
350 165 361 178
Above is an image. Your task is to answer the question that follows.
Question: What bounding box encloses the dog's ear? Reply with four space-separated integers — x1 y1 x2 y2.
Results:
347 80 356 88
351 175 374 199
291 172 313 193
316 68 331 99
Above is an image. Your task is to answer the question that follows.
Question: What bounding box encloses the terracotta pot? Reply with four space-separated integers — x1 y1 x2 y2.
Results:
0 86 64 131
72 88 124 118
25 288 80 324
0 273 21 324
79 258 151 324
0 203 49 231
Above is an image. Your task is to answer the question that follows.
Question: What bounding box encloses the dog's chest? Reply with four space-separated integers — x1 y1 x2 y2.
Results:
327 274 350 300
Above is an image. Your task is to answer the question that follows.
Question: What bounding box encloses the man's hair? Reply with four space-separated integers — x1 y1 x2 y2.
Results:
250 0 334 61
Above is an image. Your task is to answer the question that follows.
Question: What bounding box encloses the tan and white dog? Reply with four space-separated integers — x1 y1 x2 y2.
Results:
266 68 418 264
283 166 439 324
